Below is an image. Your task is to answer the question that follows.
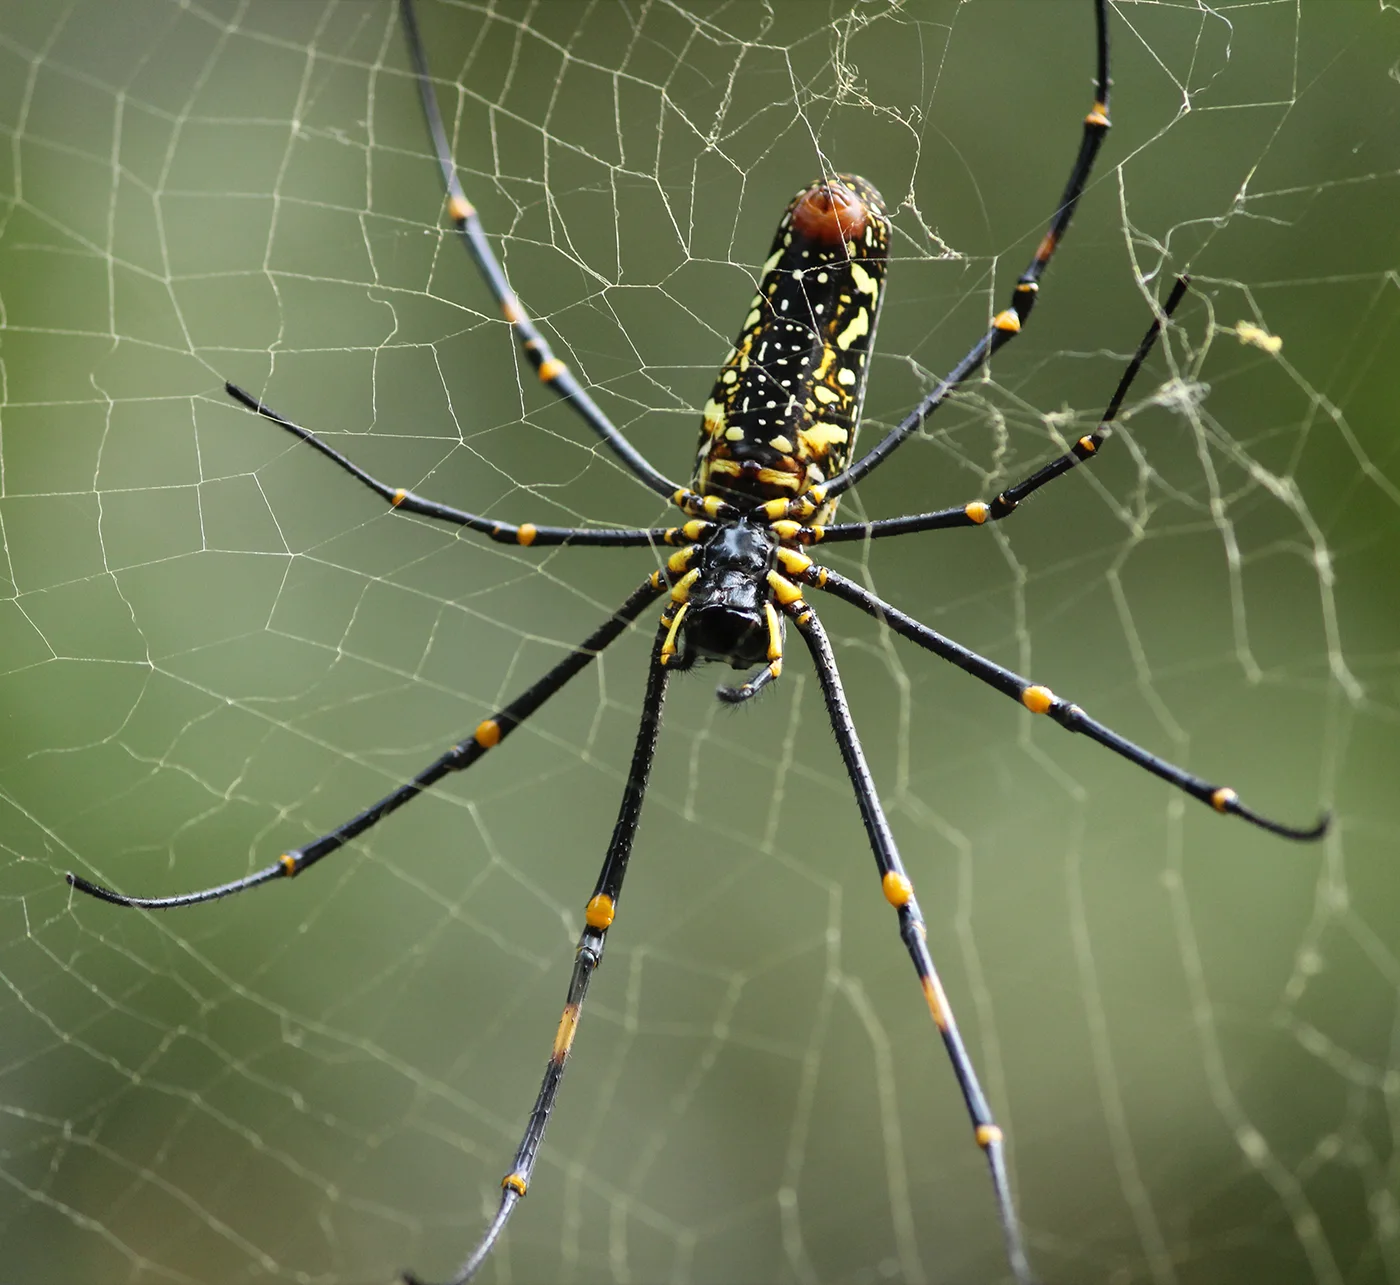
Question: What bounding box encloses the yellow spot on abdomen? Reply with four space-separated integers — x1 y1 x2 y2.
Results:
797 423 849 456
976 1125 1004 1148
834 308 870 351
964 501 989 524
503 1172 528 1196
516 523 538 546
849 261 878 298
391 489 407 507
538 357 566 383
1211 787 1238 813
994 309 1021 333
448 194 475 222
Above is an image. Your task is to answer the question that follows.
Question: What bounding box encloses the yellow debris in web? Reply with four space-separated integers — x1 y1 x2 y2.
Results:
1234 320 1282 354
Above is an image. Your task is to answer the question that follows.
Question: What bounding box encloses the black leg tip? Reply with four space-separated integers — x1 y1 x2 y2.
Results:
66 872 123 905
1299 810 1332 842
1229 797 1331 842
1264 806 1331 843
225 381 256 410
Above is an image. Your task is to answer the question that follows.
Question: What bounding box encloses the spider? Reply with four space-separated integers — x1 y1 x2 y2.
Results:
66 1 1329 1282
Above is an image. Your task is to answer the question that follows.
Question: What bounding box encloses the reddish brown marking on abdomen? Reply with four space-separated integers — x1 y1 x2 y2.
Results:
790 180 869 246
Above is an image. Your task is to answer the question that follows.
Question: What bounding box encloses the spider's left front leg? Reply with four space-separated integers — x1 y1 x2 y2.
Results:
778 586 1034 1285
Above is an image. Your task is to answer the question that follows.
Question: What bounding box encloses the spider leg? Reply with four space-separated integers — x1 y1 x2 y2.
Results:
814 277 1191 545
66 576 665 909
226 383 692 549
397 0 683 505
808 567 1329 841
401 618 673 1285
773 0 1111 523
785 594 1033 1285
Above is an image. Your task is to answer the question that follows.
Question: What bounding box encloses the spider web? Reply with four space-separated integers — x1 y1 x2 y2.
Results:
1 1 1397 1282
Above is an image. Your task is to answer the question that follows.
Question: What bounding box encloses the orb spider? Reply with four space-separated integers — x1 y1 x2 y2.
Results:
66 0 1329 1281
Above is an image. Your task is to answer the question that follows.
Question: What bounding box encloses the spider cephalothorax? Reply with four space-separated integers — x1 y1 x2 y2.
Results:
662 520 781 674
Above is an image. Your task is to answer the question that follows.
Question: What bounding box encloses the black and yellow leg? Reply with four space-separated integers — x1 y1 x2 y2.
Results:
815 278 1192 545
223 384 675 549
401 624 674 1285
66 577 665 910
397 0 683 506
788 602 1033 1285
811 567 1328 841
659 603 689 667
775 0 1112 520
671 488 744 524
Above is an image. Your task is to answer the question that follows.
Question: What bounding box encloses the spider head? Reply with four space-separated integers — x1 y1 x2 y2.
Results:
680 522 779 670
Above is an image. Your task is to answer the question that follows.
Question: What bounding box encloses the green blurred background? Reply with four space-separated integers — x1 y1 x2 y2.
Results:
1 2 1396 1283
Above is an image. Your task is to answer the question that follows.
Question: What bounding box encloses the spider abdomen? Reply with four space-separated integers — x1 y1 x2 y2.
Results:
693 175 890 520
